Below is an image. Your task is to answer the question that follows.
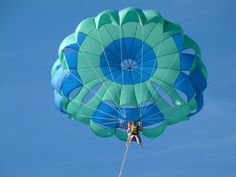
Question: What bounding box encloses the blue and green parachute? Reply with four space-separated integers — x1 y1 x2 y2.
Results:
51 7 207 141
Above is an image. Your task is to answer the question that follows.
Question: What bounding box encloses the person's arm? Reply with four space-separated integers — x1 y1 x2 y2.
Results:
138 126 143 131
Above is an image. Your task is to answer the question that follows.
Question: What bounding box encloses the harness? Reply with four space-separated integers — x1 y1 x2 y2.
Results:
127 124 138 135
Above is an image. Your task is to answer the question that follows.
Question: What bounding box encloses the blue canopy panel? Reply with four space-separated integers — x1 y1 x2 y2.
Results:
141 103 165 127
188 66 207 116
190 66 207 94
172 33 184 50
51 66 83 113
51 66 83 97
63 45 79 70
134 43 155 61
91 102 120 128
91 101 164 128
180 53 195 71
62 32 86 70
174 73 195 101
124 38 135 59
77 32 87 45
61 70 83 97
118 106 140 122
100 37 157 85
190 93 204 116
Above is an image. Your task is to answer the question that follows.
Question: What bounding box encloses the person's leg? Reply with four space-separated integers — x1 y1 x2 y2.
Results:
130 135 135 142
126 134 134 147
126 134 131 147
135 135 143 148
135 135 140 144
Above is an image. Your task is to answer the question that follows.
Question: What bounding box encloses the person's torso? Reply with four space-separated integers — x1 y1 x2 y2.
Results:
131 125 138 133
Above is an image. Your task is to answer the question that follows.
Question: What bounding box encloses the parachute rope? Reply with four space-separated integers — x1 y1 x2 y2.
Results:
118 142 130 177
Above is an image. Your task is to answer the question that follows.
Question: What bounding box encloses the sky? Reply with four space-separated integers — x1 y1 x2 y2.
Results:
0 0 236 177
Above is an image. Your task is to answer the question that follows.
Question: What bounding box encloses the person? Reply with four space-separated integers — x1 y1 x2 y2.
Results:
126 121 143 148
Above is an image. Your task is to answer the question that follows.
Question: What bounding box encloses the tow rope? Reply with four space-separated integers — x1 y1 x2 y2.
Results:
118 140 130 177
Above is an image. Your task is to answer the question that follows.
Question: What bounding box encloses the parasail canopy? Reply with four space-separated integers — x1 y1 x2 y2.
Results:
51 7 207 141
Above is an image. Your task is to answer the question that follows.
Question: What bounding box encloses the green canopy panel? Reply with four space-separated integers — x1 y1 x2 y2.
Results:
142 121 167 138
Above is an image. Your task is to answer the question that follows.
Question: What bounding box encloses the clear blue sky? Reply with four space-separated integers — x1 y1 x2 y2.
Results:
1 0 236 177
